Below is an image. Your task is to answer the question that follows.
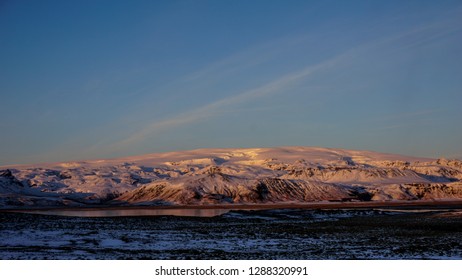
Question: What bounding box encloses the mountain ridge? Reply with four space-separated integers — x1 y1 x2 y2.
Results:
1 146 461 208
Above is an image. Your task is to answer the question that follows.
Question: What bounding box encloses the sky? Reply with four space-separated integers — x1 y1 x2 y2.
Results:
1 0 461 165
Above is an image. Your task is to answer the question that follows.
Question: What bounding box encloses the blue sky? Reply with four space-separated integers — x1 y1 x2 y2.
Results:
1 0 461 165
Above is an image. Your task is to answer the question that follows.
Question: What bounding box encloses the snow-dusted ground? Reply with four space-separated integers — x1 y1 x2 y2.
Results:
1 146 462 208
1 209 461 259
2 147 461 260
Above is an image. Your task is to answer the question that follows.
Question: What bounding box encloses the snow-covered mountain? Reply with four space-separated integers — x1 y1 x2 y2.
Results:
1 147 462 208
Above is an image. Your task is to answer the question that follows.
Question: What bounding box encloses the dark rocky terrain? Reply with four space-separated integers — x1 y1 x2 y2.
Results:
1 208 461 259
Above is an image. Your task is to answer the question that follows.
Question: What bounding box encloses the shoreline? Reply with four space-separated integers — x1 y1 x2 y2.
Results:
2 199 462 214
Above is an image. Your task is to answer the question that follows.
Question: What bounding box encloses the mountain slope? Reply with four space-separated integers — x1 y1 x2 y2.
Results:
1 147 462 208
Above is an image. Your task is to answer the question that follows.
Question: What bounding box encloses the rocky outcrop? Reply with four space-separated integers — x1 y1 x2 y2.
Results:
0 169 24 192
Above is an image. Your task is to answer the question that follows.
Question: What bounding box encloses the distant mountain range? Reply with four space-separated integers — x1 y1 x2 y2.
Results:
1 147 462 208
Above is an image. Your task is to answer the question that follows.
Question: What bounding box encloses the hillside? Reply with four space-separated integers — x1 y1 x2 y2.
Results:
1 147 462 208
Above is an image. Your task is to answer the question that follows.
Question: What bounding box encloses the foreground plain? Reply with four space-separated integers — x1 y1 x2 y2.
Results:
1 208 461 259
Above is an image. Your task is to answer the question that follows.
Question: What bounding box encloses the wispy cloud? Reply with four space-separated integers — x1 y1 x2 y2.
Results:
365 109 442 132
388 17 462 51
180 35 309 83
81 11 462 156
107 53 346 152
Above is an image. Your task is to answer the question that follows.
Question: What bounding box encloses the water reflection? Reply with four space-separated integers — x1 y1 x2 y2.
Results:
20 208 230 217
